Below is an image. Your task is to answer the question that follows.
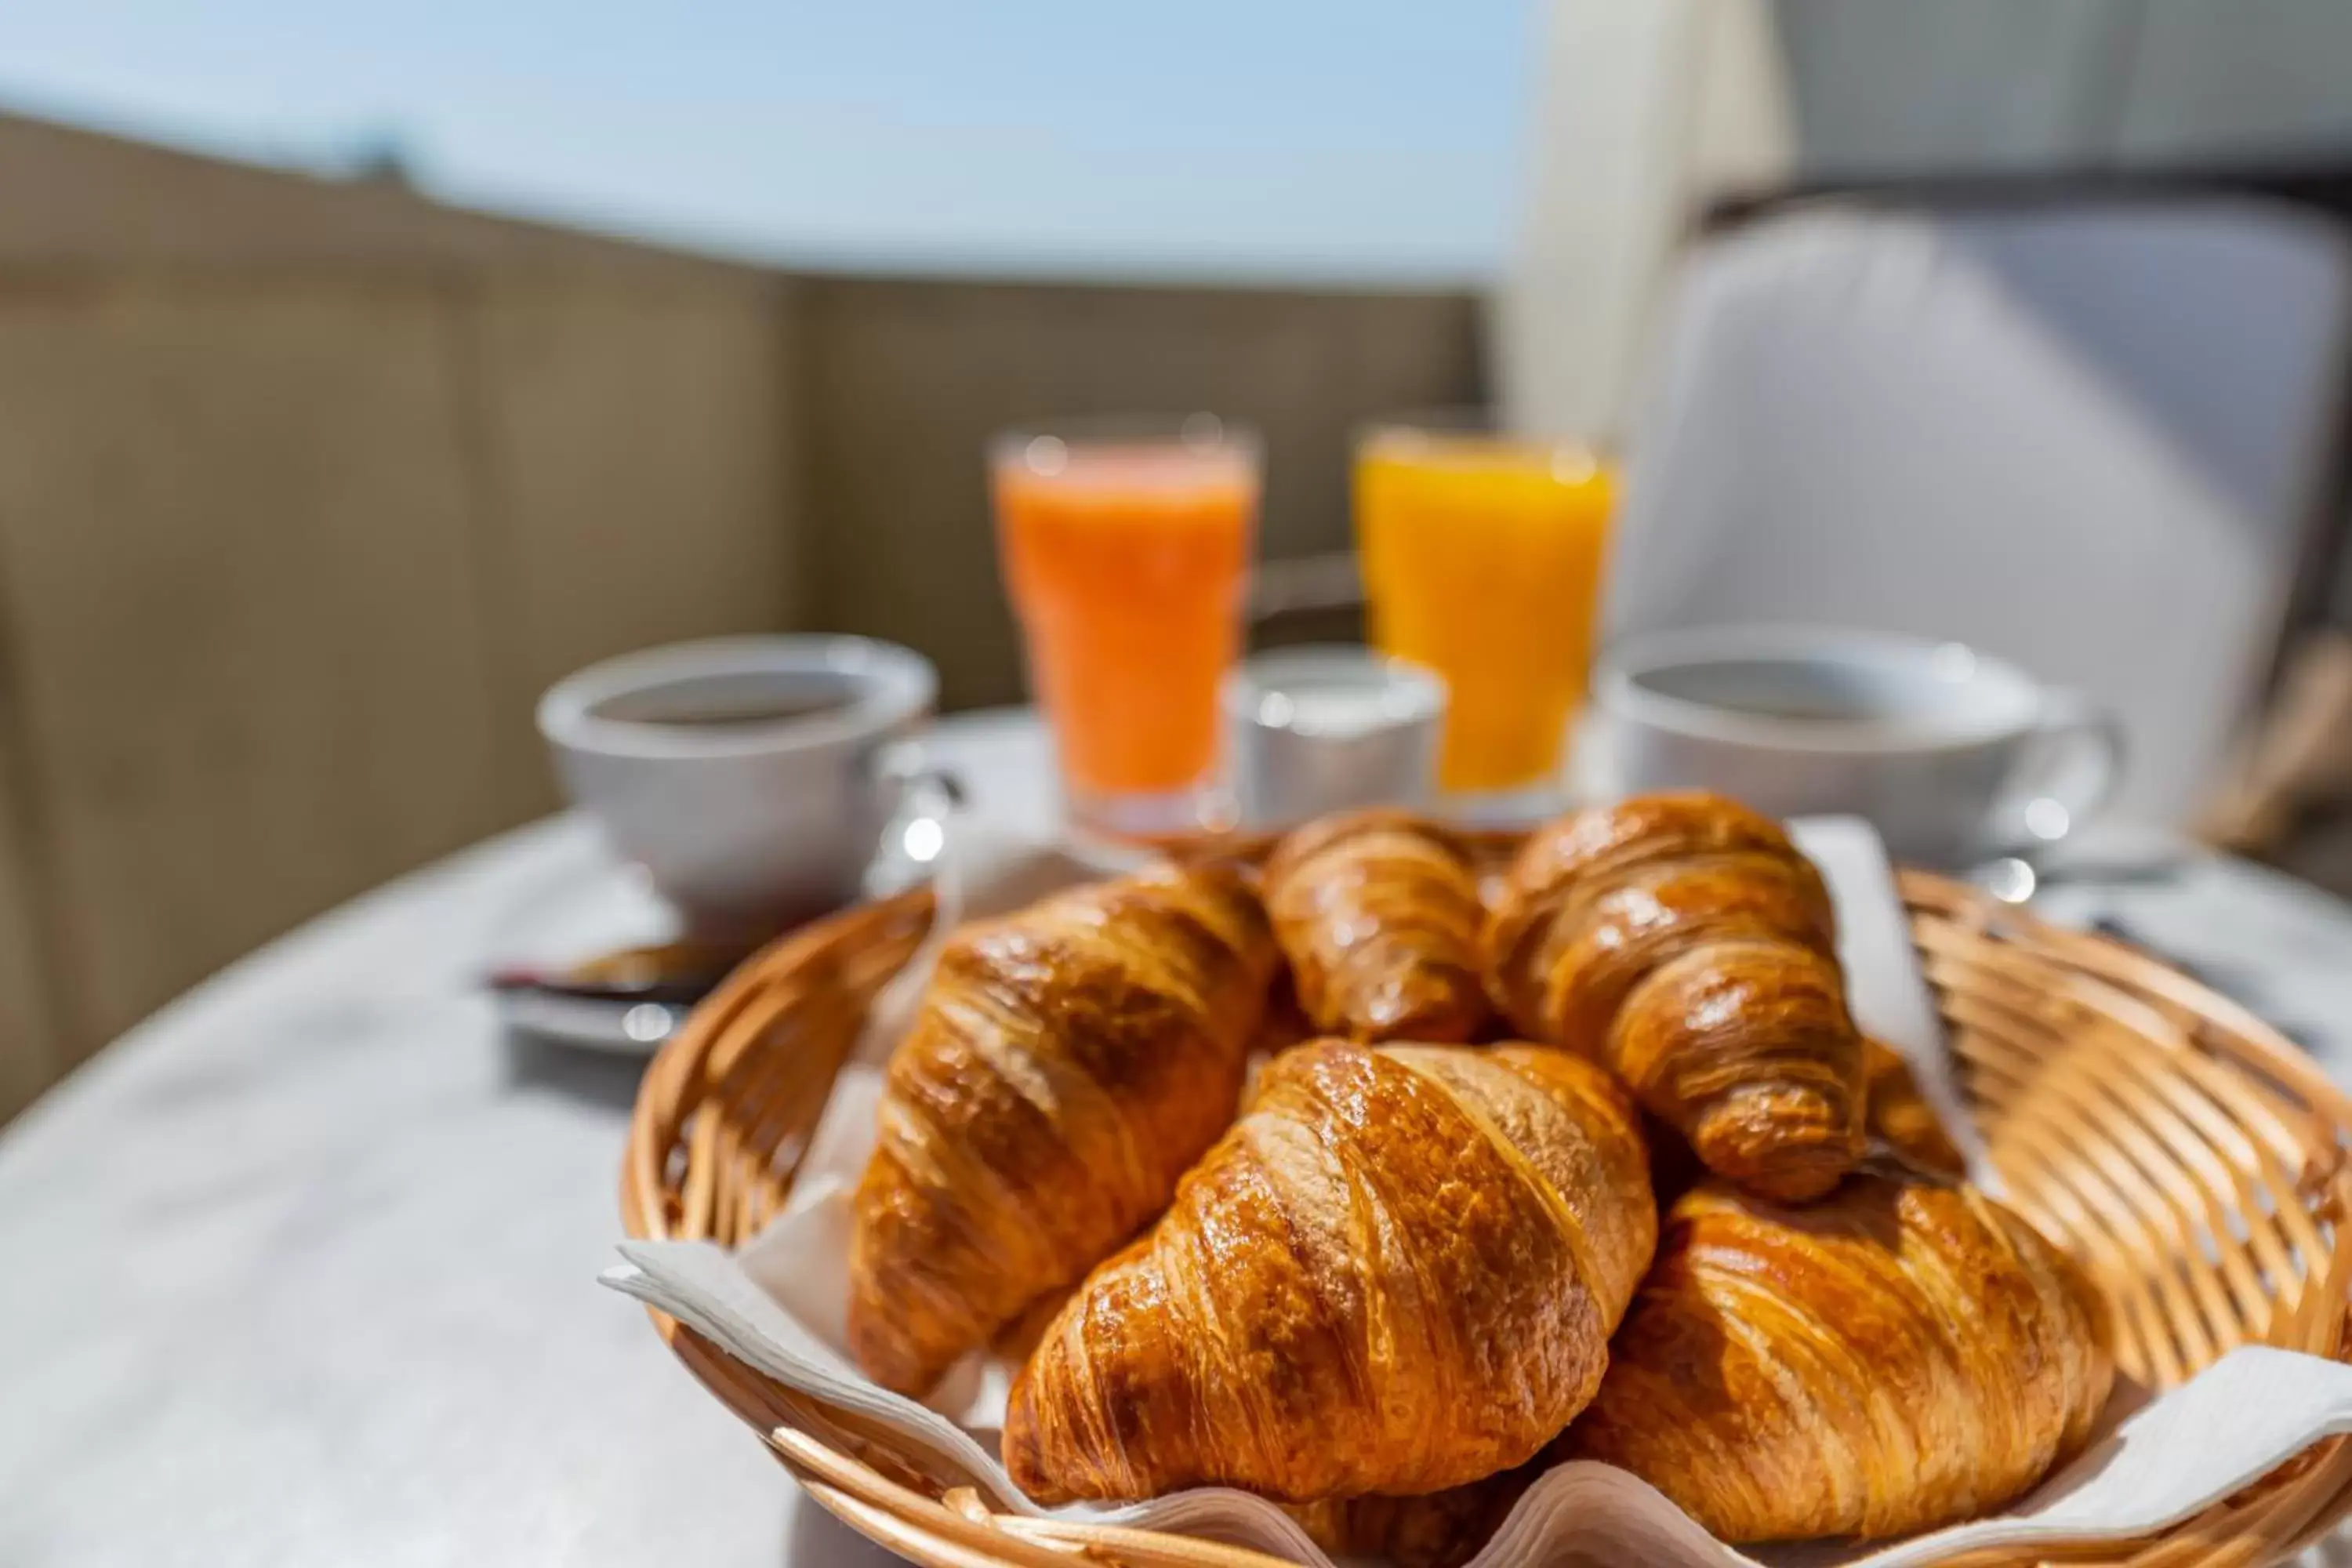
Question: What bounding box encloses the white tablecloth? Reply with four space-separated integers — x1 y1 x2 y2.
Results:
2 710 2349 1567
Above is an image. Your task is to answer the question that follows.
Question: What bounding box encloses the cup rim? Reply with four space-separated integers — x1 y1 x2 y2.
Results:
988 412 1263 470
535 635 937 762
1594 624 2043 755
1353 407 1616 470
1220 644 1448 735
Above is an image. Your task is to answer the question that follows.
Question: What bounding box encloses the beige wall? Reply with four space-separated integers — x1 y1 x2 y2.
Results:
0 268 801 1074
0 116 1482 1120
0 277 512 1050
0 118 809 1107
798 276 1481 710
465 276 803 811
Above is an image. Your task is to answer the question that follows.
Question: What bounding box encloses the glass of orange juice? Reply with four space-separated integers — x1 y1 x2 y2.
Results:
1356 413 1615 818
992 414 1258 838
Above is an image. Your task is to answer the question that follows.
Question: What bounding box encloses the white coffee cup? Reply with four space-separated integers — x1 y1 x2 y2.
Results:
537 636 937 927
1589 626 2124 868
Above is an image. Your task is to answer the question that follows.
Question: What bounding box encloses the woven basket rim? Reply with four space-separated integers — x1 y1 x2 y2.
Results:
620 862 2352 1568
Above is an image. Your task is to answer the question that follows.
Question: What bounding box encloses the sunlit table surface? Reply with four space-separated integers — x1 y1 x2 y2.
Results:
5 708 2352 1568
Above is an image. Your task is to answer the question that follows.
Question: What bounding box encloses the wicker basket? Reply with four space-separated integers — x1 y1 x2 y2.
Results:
621 866 2352 1568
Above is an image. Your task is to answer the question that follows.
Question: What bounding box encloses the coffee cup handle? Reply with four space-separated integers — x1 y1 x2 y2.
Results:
870 739 966 811
1991 691 2126 851
864 740 966 898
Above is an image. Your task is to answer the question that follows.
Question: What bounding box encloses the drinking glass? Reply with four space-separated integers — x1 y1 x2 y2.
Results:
991 414 1259 837
1355 412 1615 818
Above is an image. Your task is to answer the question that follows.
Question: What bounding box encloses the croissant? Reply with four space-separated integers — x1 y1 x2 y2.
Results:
1003 1040 1656 1504
1864 1037 1968 1177
1250 964 1319 1060
1641 1040 1955 1208
848 862 1277 1395
1287 1462 1534 1568
1563 1172 2113 1541
1261 810 1491 1043
1485 792 1867 1200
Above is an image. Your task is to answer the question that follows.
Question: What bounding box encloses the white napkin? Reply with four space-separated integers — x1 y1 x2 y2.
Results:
1786 817 1993 1191
602 815 2352 1566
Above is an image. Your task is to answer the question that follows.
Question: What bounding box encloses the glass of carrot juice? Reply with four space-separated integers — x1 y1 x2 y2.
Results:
1355 414 1615 818
991 415 1258 838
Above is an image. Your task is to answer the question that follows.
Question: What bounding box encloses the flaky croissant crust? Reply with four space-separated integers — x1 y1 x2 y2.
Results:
1262 809 1491 1043
1003 1039 1657 1505
848 862 1276 1395
1485 793 1866 1200
1863 1036 1968 1177
1285 1461 1536 1568
1565 1172 2114 1542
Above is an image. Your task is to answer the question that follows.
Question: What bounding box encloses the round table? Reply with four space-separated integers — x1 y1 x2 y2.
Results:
5 710 2350 1568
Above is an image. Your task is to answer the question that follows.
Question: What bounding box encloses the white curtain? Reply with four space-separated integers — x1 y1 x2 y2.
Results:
1496 0 1796 447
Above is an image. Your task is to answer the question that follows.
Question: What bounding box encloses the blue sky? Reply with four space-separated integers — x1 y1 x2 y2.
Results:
0 1 1536 282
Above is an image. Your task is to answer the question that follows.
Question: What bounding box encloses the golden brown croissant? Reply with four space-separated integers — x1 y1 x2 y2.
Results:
1640 1040 1957 1203
1563 1172 2113 1541
1250 964 1318 1060
1485 792 1866 1200
1261 810 1491 1043
1863 1036 1968 1177
848 862 1276 1395
1287 1462 1534 1568
1002 1039 1656 1504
